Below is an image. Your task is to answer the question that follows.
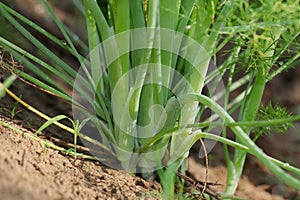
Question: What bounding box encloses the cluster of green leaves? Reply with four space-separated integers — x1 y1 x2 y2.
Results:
254 102 293 140
0 0 300 197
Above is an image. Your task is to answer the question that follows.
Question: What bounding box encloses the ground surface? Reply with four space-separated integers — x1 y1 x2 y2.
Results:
1 1 300 199
0 119 160 200
0 73 162 200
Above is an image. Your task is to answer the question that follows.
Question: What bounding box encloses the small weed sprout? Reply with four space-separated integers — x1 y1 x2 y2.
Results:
35 115 90 159
0 75 19 120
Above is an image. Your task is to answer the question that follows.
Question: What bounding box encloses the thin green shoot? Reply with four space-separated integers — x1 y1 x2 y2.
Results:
0 74 16 98
1 99 22 120
0 120 96 160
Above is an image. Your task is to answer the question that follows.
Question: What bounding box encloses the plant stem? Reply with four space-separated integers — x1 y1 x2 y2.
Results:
227 27 284 193
185 94 300 190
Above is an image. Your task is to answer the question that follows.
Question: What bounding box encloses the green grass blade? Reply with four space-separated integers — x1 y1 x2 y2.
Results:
0 38 95 107
0 74 16 99
0 36 73 88
84 4 103 84
176 1 195 33
84 0 112 41
36 115 70 135
40 0 85 63
0 2 87 58
135 0 160 141
83 4 114 132
20 72 72 102
0 4 78 79
41 0 96 92
130 0 146 28
159 0 181 103
130 0 146 71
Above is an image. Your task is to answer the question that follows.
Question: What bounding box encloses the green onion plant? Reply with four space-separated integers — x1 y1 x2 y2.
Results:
0 0 300 196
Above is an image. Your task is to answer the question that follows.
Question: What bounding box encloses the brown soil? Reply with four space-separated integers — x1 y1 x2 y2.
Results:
0 71 161 200
0 119 160 200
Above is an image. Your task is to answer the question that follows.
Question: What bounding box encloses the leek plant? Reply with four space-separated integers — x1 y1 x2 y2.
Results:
1 0 300 196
